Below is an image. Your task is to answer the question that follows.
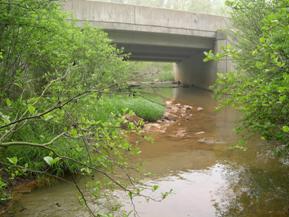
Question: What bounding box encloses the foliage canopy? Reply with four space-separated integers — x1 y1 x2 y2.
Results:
0 0 159 212
210 0 289 155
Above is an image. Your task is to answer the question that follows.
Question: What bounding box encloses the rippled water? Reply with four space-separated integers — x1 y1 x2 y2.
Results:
5 87 289 217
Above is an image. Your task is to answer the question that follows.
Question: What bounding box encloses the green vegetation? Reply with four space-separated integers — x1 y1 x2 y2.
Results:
97 96 165 122
0 0 164 212
129 61 174 82
158 69 175 82
206 0 289 155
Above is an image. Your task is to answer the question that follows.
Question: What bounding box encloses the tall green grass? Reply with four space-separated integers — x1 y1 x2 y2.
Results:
96 95 165 122
2 95 165 180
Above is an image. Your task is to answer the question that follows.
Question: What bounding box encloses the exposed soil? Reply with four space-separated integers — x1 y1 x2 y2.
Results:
0 179 38 216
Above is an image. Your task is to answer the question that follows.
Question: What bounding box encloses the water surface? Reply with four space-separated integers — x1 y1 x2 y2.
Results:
5 87 289 217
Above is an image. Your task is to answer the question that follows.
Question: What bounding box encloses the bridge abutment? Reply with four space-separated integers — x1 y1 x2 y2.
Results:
174 50 216 89
174 31 232 89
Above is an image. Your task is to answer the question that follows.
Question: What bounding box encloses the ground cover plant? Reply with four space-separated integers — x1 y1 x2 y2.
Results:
0 0 166 215
129 62 174 82
96 96 165 122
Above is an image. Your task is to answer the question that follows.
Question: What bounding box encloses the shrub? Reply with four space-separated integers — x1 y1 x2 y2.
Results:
209 0 289 155
0 0 137 205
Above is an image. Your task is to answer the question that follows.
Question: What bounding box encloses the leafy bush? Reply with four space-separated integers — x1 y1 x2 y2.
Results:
209 0 289 155
0 0 142 206
0 177 8 203
0 3 169 214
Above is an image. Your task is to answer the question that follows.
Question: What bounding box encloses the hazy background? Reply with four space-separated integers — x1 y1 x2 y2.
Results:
94 0 227 15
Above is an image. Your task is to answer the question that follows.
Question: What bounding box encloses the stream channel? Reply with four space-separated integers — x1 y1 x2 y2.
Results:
4 87 289 217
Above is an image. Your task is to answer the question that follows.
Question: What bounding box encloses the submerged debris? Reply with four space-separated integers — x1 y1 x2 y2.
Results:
197 138 225 145
195 131 205 135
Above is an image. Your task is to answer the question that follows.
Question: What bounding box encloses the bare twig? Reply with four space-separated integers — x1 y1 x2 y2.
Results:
0 84 124 130
0 132 66 148
0 161 70 184
70 174 97 217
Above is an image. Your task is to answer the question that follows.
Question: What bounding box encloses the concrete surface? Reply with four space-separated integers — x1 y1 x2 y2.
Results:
63 0 232 89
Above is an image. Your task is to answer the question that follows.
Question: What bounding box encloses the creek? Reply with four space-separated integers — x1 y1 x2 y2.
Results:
4 87 289 217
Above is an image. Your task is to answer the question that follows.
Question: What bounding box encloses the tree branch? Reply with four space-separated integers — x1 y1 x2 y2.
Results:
0 132 66 148
0 84 126 130
0 89 101 130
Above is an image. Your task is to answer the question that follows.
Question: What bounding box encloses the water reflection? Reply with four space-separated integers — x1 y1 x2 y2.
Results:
215 166 289 217
117 164 234 217
5 87 289 217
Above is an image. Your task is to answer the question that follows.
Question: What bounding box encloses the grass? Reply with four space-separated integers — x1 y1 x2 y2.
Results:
3 94 165 170
158 70 174 81
0 94 166 192
95 95 165 122
157 65 174 82
129 62 174 82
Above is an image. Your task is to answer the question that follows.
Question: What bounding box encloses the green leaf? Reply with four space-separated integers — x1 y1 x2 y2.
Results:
152 185 159 192
27 104 36 114
161 192 169 200
259 37 266 43
43 156 60 166
0 178 6 189
0 112 10 124
282 126 289 133
161 189 173 200
122 142 131 150
43 113 54 121
128 191 133 199
7 157 18 165
69 128 78 137
5 98 12 107
43 156 54 166
80 168 92 175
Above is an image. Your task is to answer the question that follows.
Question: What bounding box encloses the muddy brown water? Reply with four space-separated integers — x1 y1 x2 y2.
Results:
4 87 289 217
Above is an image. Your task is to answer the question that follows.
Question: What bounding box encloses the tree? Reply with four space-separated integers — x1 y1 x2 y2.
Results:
0 0 154 215
208 0 289 155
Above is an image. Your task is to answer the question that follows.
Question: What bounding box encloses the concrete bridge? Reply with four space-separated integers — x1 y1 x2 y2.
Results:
64 0 232 88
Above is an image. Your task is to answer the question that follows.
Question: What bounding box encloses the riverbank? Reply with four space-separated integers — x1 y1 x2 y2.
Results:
143 100 203 134
4 87 289 217
0 178 39 216
0 91 169 214
0 92 202 216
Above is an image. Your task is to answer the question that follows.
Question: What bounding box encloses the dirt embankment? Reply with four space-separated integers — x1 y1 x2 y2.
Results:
0 179 39 215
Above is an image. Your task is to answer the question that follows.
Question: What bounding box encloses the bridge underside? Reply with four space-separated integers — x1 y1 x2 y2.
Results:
106 30 223 88
117 43 207 62
107 29 215 62
118 43 217 88
105 30 222 89
63 0 231 89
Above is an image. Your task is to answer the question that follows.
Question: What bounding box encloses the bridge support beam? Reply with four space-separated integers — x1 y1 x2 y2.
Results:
174 51 216 89
174 31 232 89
